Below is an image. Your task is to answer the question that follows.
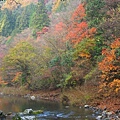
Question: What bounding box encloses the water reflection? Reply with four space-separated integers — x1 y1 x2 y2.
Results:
0 95 60 113
0 95 96 120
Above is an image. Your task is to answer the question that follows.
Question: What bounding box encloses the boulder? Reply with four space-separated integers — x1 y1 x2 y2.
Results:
30 96 35 100
96 115 102 120
84 105 90 108
0 110 6 119
24 109 33 114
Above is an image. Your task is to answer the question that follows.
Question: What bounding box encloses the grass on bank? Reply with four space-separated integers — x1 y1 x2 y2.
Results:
0 86 31 96
0 83 98 107
60 84 98 106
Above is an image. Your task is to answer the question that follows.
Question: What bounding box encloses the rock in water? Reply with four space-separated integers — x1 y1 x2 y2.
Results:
0 110 3 115
0 110 6 119
30 96 35 100
96 115 102 120
24 109 33 114
32 110 44 115
21 116 36 120
84 105 89 108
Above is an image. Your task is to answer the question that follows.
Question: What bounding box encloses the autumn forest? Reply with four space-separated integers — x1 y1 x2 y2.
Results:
0 0 120 110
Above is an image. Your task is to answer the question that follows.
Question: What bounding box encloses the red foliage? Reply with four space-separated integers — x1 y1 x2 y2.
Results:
54 22 66 33
66 3 96 46
66 22 96 45
71 3 86 22
36 27 49 37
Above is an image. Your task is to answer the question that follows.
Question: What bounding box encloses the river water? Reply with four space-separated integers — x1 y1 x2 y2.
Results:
0 95 96 120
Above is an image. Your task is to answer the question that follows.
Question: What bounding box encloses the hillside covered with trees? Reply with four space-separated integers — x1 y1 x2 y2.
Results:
0 0 120 110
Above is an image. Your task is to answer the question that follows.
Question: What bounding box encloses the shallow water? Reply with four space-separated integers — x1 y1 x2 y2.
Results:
0 95 96 120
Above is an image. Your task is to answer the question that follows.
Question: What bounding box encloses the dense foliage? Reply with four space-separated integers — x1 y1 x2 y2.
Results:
0 1 49 37
0 0 120 99
2 41 37 85
30 0 50 37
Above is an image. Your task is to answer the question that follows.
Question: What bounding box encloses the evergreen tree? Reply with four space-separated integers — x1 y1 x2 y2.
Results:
16 8 30 31
30 0 50 31
0 9 15 37
85 0 105 28
15 3 36 32
0 10 3 20
85 0 105 61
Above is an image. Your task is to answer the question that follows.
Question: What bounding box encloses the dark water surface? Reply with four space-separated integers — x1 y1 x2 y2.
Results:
0 95 96 120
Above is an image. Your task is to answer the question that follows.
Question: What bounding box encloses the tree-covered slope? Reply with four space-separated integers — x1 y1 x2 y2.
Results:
0 0 119 108
0 0 50 38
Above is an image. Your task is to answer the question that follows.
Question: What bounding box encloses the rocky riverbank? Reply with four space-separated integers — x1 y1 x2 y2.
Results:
0 105 120 120
84 105 120 120
0 109 43 120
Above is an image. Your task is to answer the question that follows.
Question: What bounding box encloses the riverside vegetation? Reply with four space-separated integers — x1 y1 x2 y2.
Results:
0 0 120 114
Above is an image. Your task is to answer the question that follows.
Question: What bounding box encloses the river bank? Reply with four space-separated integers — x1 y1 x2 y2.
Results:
0 86 120 113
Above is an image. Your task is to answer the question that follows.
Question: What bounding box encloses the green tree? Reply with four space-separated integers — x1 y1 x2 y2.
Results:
15 3 36 32
84 0 105 61
85 0 105 28
30 0 50 31
100 0 120 44
0 9 15 37
2 41 36 85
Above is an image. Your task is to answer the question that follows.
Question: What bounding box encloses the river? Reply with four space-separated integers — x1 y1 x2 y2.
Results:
0 95 96 120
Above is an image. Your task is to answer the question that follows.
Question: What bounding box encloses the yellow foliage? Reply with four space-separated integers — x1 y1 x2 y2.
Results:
52 0 61 11
108 79 120 93
2 0 38 10
79 53 91 58
52 0 69 12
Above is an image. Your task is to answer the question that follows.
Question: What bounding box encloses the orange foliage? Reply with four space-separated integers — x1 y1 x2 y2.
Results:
12 72 22 82
0 76 7 85
99 49 116 72
99 38 120 96
109 79 120 93
111 38 120 49
79 52 91 58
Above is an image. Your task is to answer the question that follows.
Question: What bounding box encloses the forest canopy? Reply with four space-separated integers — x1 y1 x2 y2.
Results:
0 0 119 98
